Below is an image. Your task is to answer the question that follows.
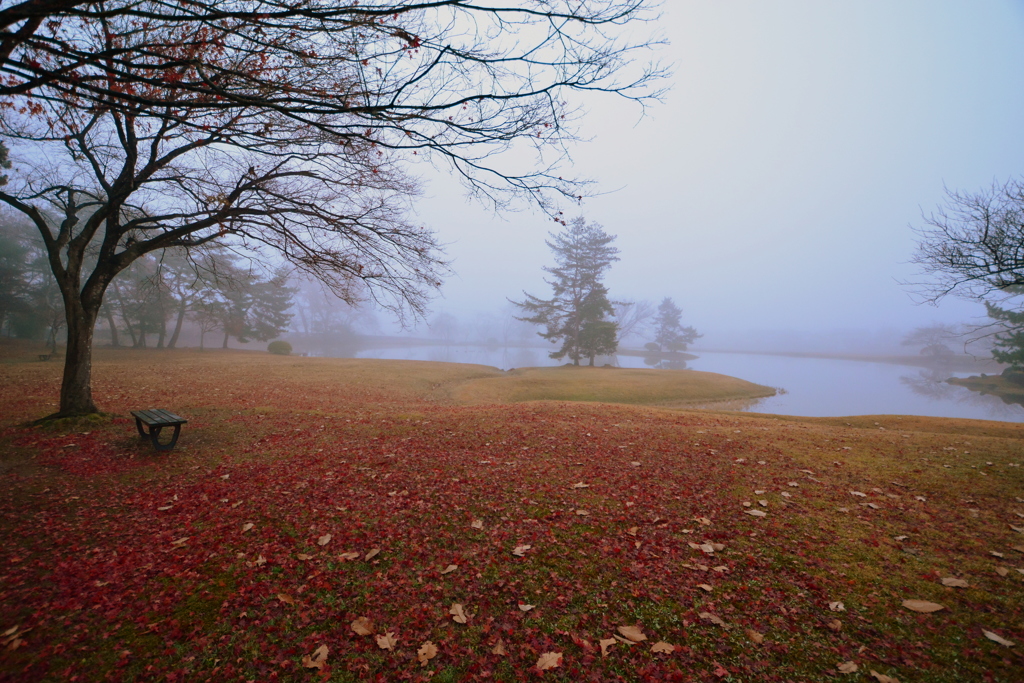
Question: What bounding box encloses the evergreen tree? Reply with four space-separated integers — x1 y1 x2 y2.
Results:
578 285 618 365
246 270 296 343
513 217 620 365
985 300 1024 369
650 297 701 353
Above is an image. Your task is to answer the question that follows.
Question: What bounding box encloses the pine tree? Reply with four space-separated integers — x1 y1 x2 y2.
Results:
985 300 1024 369
650 297 701 353
578 285 618 366
513 217 620 365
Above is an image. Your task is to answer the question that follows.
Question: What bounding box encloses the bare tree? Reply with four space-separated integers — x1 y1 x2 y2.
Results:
1 2 664 418
912 179 1024 302
614 299 653 344
1 15 446 415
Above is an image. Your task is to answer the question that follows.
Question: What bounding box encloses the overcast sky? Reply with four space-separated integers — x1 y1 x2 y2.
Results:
407 0 1024 351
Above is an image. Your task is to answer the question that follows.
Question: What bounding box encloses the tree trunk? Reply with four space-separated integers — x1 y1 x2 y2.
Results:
105 309 120 347
59 299 100 416
222 330 229 349
156 317 166 348
588 354 595 367
167 298 187 348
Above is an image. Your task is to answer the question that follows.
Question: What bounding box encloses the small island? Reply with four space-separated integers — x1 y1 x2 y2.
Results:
948 369 1024 407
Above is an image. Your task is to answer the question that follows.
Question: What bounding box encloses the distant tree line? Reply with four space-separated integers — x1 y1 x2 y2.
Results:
0 216 294 350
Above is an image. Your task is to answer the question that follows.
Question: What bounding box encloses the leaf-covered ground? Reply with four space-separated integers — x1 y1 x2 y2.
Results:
1 348 1023 682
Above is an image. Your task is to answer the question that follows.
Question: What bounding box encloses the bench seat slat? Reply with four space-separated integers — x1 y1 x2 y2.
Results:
132 409 186 426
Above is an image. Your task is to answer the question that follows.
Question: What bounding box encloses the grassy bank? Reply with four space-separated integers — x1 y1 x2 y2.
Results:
1 348 1022 682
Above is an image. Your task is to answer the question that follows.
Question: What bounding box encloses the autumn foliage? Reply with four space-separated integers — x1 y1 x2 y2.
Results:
1 347 1023 681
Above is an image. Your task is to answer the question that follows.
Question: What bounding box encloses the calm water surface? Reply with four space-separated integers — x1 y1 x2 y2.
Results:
353 345 1024 422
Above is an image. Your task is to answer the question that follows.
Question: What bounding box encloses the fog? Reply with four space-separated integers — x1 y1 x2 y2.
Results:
395 0 1024 354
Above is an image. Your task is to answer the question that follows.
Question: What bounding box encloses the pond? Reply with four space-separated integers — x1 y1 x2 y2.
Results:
353 344 1024 422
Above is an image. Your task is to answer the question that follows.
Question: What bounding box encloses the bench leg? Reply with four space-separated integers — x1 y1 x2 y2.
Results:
146 424 183 452
135 417 147 438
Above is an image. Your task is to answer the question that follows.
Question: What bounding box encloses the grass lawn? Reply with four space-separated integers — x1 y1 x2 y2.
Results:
1 345 1023 682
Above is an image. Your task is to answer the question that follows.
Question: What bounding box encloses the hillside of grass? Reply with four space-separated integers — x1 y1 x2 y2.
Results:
1 347 1022 682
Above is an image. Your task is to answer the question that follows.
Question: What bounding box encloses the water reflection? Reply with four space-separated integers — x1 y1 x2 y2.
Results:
899 366 1024 419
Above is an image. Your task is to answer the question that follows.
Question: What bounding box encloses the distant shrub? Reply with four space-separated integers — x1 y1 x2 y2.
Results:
268 340 292 356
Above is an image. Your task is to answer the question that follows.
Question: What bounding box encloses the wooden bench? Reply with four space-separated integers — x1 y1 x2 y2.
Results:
131 409 188 452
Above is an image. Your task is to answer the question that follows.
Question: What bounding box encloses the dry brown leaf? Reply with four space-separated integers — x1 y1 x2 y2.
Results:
838 661 859 673
940 577 969 588
491 639 506 656
301 644 329 670
536 652 562 670
277 593 295 605
157 505 173 511
651 641 675 654
599 638 616 657
441 564 458 574
571 482 589 489
746 629 764 644
850 491 867 497
991 551 1005 558
512 544 532 557
626 526 639 536
1011 525 1024 533
697 584 713 592
901 599 945 613
338 552 360 561
698 612 729 628
575 509 589 516
617 625 647 642
996 567 1009 577
758 500 768 507
417 641 438 666
829 601 846 612
471 519 483 529
518 603 535 612
254 554 267 566
376 632 398 650
827 620 843 632
745 509 767 517
869 670 900 683
317 533 332 546
351 616 374 636
2 626 17 638
696 516 712 526
296 553 313 561
170 537 188 547
364 548 380 561
699 543 715 554
450 603 468 624
983 629 1015 647
242 523 254 532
